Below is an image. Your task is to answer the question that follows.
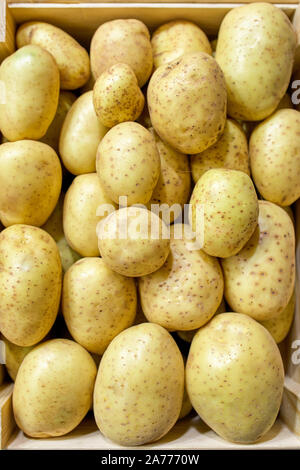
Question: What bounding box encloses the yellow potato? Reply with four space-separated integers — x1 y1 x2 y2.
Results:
221 201 295 321
40 91 76 152
210 38 218 55
190 119 249 183
260 291 295 344
139 224 224 331
93 63 144 128
96 122 160 206
13 339 97 437
98 206 170 277
179 384 193 420
186 313 284 444
42 194 81 273
63 173 117 257
189 169 258 258
151 20 211 70
0 225 62 347
1 336 35 381
250 109 300 206
148 128 191 223
148 52 227 154
93 323 184 445
59 91 108 175
90 19 153 87
62 257 137 355
16 21 90 90
0 45 59 141
0 140 62 227
136 90 152 128
215 3 296 121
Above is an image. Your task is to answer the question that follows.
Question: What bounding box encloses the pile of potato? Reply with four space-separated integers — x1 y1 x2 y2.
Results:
0 2 299 446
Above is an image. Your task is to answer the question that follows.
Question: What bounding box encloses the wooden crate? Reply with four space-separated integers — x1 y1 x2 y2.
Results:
0 0 300 450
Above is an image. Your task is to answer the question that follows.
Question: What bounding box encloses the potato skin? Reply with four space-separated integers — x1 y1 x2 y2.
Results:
59 91 108 175
191 119 249 183
63 173 117 257
139 224 224 331
16 21 90 90
13 339 97 437
221 201 295 321
93 323 184 446
96 122 160 206
186 313 284 444
0 225 62 347
0 140 62 227
250 109 300 206
151 20 211 70
1 336 35 381
90 19 153 87
0 45 59 141
147 52 227 154
190 169 258 258
260 291 295 344
215 3 296 121
62 257 137 355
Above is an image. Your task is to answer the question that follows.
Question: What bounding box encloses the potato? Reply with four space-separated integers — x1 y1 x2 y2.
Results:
215 3 296 121
0 225 62 347
42 194 81 273
147 52 227 154
148 128 191 223
63 173 117 257
186 313 284 444
90 19 153 87
96 122 160 206
0 140 62 227
260 291 295 344
59 91 108 175
210 39 217 55
179 386 193 420
98 206 170 277
151 20 211 70
16 21 90 90
250 109 300 206
221 201 295 321
0 45 59 141
136 89 152 128
93 323 184 445
62 257 137 355
13 339 97 437
93 63 144 128
139 224 224 331
40 91 76 152
190 119 249 183
189 169 258 258
1 336 35 381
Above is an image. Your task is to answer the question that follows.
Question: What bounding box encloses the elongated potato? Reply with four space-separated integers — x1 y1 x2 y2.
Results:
16 22 90 90
260 291 295 344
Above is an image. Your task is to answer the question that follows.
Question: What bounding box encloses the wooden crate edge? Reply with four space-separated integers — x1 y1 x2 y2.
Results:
0 383 16 450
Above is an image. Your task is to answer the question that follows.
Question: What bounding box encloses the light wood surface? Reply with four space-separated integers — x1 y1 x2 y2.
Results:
0 0 15 62
0 383 15 450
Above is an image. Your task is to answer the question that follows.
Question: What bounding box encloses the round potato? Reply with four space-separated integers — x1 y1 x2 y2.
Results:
13 339 97 437
16 21 90 90
0 44 59 141
0 140 62 227
139 224 224 331
179 385 193 420
40 91 76 152
97 206 170 277
96 122 160 206
63 173 117 257
59 91 108 175
221 201 295 321
250 109 300 206
215 3 296 121
147 52 227 154
151 20 211 70
93 63 144 128
62 257 137 355
186 313 284 444
90 19 153 87
189 169 258 258
148 128 191 223
190 119 249 183
93 323 184 446
0 225 62 347
1 336 35 381
260 291 295 344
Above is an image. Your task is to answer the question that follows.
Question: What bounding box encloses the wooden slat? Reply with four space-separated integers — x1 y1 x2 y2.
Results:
0 383 15 450
7 1 300 4
0 0 15 63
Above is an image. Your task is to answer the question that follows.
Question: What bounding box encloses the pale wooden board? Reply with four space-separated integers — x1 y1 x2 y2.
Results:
0 0 15 62
0 383 15 450
6 0 300 4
